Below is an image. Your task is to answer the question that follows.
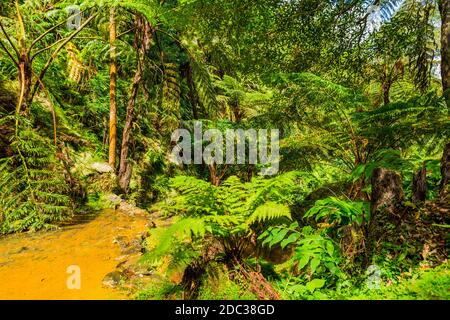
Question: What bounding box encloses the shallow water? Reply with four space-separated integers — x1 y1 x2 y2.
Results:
0 209 148 300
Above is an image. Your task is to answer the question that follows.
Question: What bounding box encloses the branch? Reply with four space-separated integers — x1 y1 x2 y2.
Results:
0 20 19 58
334 0 361 20
117 27 135 38
31 36 66 61
33 36 105 60
0 39 19 67
30 7 91 51
355 0 381 25
15 58 26 137
30 13 98 104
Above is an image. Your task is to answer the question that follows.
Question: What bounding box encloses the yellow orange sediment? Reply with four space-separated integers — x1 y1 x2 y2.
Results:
0 209 148 300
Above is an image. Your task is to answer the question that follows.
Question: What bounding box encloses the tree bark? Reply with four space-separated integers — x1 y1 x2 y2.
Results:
365 168 404 265
370 168 404 216
18 49 32 114
382 81 391 105
439 0 450 103
108 7 118 169
117 15 153 193
439 142 450 196
207 163 229 186
186 63 199 120
208 163 220 186
412 166 427 203
117 69 141 193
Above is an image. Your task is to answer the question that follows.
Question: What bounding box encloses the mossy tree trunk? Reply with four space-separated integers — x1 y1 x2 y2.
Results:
365 168 404 265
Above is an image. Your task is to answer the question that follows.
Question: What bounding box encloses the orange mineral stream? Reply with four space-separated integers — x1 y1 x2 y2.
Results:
0 209 148 300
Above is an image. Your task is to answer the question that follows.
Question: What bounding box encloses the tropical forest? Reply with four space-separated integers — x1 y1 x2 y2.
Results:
0 0 449 301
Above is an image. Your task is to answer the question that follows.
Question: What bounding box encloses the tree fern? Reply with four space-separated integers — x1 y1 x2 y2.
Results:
144 172 311 271
0 125 72 233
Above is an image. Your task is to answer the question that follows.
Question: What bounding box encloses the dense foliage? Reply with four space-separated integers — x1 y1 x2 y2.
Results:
0 0 449 300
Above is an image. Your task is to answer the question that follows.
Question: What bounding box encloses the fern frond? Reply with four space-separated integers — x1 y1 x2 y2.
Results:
247 202 291 224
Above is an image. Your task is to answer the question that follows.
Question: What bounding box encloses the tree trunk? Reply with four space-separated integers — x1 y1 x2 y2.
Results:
412 166 427 203
439 0 450 103
18 50 32 114
117 69 141 193
382 81 391 105
186 63 199 119
208 163 220 186
117 15 153 193
365 168 404 265
439 142 450 196
370 168 404 216
234 260 281 300
108 6 117 169
207 163 229 186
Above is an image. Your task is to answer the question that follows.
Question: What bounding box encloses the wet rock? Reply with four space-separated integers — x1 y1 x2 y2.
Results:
107 194 122 204
115 255 131 262
123 262 152 277
113 235 144 255
102 271 124 288
120 238 143 255
117 202 149 217
112 236 128 250
91 162 113 173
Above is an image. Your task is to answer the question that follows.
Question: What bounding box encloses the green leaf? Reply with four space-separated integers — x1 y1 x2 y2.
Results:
310 258 320 273
351 164 366 182
306 279 325 292
326 241 334 256
269 228 289 248
289 284 307 295
298 254 310 270
280 232 300 249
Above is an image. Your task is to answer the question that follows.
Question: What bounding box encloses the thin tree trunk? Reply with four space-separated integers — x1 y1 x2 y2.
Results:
439 142 450 196
186 63 199 119
382 81 391 105
208 163 220 186
117 15 153 193
18 50 32 115
118 69 141 192
108 7 117 169
439 0 450 103
15 0 30 115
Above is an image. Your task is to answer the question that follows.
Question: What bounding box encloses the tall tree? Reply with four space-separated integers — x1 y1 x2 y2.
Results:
117 14 153 192
439 0 450 102
108 6 117 169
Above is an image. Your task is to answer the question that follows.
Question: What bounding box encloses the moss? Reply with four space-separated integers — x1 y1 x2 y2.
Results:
197 264 257 300
327 262 450 300
85 192 121 211
135 279 183 300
